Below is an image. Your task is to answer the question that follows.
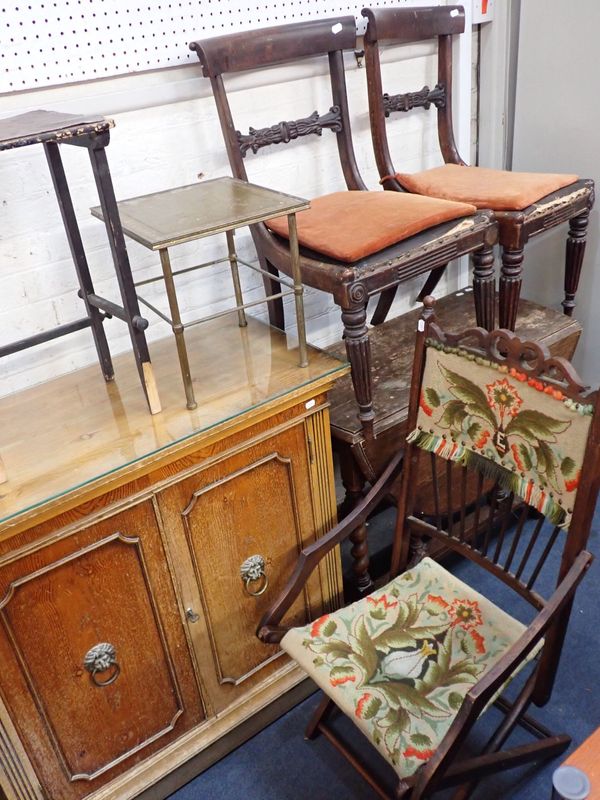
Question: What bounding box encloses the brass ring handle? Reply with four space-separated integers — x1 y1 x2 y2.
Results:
84 642 120 688
240 555 269 597
244 572 269 596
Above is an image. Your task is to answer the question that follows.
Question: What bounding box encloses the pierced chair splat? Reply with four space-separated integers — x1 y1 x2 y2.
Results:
190 17 499 441
362 4 595 330
256 298 600 799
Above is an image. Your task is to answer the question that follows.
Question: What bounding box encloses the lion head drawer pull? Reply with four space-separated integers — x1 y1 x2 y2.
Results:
83 642 121 687
240 555 269 597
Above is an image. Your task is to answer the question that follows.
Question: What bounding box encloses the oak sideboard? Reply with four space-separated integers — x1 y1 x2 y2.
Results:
0 317 347 800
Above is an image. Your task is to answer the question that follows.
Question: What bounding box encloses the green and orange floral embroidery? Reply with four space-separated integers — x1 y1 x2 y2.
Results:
310 615 337 637
302 579 495 771
367 594 399 611
408 350 586 524
486 378 522 422
448 598 483 630
419 391 434 417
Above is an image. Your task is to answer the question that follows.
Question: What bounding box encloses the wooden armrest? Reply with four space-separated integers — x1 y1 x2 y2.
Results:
466 549 593 709
412 549 593 799
256 449 404 643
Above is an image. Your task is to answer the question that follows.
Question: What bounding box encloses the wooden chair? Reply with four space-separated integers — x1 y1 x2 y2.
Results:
362 5 595 331
257 297 599 799
190 18 499 443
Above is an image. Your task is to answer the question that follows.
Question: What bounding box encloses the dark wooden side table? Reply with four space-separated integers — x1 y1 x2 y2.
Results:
92 177 310 410
0 109 161 414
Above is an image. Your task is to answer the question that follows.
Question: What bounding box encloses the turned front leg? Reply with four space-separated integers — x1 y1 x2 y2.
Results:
339 451 373 596
563 210 590 316
499 247 524 331
471 245 496 331
341 294 375 439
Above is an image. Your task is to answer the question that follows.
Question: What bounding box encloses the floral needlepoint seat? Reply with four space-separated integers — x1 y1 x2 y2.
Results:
281 557 528 779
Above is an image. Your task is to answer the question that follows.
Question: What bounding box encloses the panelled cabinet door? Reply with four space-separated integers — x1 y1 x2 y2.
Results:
159 421 330 711
0 500 203 800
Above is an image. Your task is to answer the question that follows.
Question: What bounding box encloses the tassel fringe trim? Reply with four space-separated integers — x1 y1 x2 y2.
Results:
406 428 568 528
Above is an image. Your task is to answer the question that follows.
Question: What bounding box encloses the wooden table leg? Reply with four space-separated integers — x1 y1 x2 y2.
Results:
88 139 161 415
44 141 114 381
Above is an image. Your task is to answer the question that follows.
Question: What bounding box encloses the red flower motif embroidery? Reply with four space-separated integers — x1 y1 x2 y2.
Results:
511 443 525 472
310 615 330 638
419 391 433 417
469 629 486 654
403 746 436 761
448 598 483 630
565 471 581 493
486 379 522 423
355 693 372 718
426 594 449 610
367 594 398 611
330 673 356 687
475 430 491 449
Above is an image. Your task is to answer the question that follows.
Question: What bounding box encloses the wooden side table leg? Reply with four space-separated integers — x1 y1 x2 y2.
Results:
87 140 161 415
472 245 496 331
287 213 309 368
341 292 375 439
499 247 524 331
563 210 590 317
43 141 114 381
226 229 247 328
159 249 197 411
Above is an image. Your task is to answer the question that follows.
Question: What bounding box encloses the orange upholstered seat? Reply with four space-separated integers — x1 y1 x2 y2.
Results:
265 190 476 262
393 164 579 212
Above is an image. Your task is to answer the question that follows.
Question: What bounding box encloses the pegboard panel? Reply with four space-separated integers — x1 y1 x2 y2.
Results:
2 0 439 93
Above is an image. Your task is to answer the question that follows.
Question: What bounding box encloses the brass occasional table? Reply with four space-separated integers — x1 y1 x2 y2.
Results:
92 177 310 410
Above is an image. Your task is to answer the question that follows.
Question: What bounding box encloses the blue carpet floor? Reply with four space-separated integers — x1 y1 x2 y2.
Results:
170 502 600 799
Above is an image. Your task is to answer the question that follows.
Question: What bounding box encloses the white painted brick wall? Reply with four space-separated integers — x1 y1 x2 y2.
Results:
0 43 476 399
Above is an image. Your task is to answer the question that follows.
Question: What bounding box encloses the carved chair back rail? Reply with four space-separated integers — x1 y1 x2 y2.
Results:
362 4 594 331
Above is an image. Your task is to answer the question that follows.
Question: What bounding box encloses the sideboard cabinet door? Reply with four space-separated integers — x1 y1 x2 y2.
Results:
158 417 339 712
0 500 203 800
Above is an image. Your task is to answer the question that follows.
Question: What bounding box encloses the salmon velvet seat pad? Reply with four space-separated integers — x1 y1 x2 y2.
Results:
392 164 579 212
265 191 477 262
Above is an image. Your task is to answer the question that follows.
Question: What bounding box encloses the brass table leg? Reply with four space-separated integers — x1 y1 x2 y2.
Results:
159 248 197 410
287 212 308 368
226 229 247 328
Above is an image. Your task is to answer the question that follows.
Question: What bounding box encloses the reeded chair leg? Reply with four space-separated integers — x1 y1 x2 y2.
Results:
499 247 524 331
563 209 589 316
341 297 375 439
471 245 496 331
